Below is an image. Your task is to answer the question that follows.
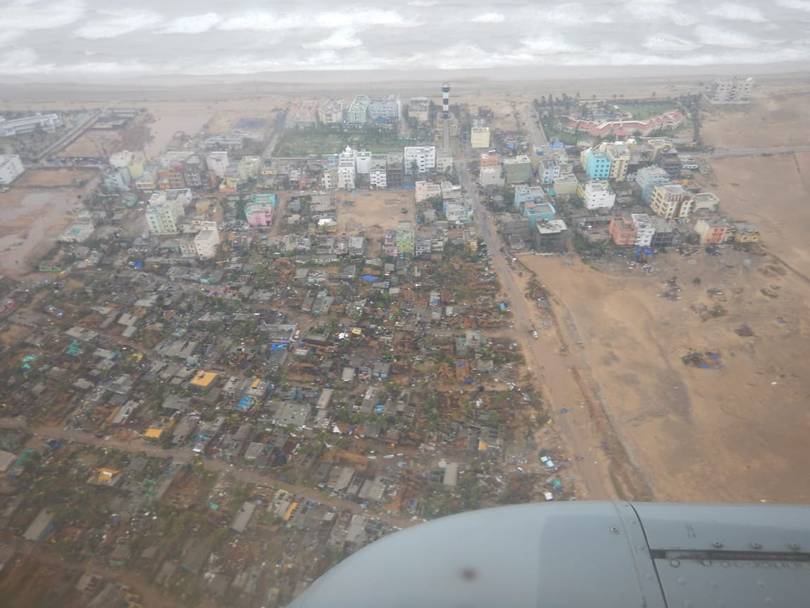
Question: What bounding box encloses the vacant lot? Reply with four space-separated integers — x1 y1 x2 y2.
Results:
335 190 414 243
0 171 98 277
522 252 810 503
13 168 97 189
703 153 810 278
276 127 412 156
702 92 810 149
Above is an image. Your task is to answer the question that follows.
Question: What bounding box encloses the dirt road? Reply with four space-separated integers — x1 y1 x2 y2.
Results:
0 418 415 529
457 148 651 500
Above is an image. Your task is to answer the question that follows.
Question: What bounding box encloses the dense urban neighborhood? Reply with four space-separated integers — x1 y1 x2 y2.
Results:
0 73 808 606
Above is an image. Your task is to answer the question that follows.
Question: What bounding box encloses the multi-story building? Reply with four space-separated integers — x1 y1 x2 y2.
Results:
602 142 631 181
346 96 371 126
630 213 655 247
444 200 473 224
479 163 503 187
415 180 442 203
706 77 753 104
367 97 400 126
386 153 404 187
194 227 220 259
693 192 720 213
245 193 276 227
634 166 671 204
404 146 436 175
650 184 694 219
238 156 262 182
731 222 759 243
206 151 229 179
322 168 337 191
608 216 636 246
369 156 387 189
523 201 556 228
552 173 579 199
338 158 356 190
650 217 677 247
146 189 190 235
407 97 430 123
579 181 616 210
436 153 454 174
0 154 25 186
183 155 205 188
157 165 187 190
503 155 532 185
582 149 612 180
470 119 491 149
395 221 415 255
533 219 568 252
135 168 157 191
355 150 372 175
694 218 731 245
514 185 547 210
0 113 61 137
318 99 344 125
539 157 560 185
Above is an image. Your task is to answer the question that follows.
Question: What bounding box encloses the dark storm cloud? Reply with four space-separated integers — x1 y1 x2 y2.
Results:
0 0 809 76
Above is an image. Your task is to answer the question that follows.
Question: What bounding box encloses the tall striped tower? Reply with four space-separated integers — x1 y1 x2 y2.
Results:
441 82 450 152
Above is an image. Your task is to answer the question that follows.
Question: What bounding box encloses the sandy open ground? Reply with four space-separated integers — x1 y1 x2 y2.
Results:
702 93 810 149
705 153 810 277
0 170 98 278
521 251 810 503
336 190 415 236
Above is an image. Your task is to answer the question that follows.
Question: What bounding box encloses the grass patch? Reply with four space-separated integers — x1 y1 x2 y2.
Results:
613 101 679 120
275 126 415 156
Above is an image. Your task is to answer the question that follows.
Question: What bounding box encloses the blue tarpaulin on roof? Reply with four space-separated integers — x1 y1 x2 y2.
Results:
270 343 288 351
360 275 379 282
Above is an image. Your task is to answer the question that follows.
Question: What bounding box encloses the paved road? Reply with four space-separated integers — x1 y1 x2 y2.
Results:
457 151 614 499
0 418 416 529
32 110 102 162
515 102 548 152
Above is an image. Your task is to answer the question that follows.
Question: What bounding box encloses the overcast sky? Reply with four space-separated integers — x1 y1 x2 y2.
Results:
1 0 809 78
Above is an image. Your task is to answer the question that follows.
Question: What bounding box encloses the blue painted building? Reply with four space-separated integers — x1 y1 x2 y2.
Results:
523 201 557 228
584 150 612 180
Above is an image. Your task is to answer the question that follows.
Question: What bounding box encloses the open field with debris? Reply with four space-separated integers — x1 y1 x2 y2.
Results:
275 127 411 156
0 170 98 277
706 153 810 277
702 92 810 149
335 190 415 236
520 251 810 503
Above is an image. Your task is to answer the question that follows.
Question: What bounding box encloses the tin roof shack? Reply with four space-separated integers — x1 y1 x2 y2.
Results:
24 508 55 541
230 501 257 533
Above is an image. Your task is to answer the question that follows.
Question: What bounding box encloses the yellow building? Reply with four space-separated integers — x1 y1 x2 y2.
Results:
144 426 164 440
470 124 491 149
190 370 218 388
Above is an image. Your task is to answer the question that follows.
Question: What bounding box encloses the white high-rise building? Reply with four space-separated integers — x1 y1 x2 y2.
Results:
338 158 356 190
403 146 436 175
355 150 372 175
579 181 616 210
707 77 753 104
145 189 191 235
206 151 229 178
631 213 655 247
194 227 220 259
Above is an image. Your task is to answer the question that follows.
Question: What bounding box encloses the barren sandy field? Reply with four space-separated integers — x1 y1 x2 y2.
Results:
0 171 98 278
704 153 810 277
56 129 123 157
702 92 810 149
521 252 810 503
336 190 414 235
